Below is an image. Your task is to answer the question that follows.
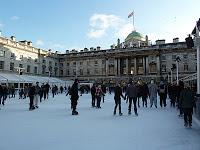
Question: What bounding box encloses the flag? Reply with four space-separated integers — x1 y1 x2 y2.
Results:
128 11 134 18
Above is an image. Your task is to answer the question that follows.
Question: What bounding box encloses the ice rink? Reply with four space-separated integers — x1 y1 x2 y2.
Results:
0 93 200 150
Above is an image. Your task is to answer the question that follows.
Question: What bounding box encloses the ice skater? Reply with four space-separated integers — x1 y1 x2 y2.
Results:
113 83 125 116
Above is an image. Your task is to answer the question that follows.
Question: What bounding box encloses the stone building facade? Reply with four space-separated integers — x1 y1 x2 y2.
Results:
0 36 59 77
0 31 197 84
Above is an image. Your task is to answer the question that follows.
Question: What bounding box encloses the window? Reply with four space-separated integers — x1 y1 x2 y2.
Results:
19 64 23 68
11 53 15 58
161 55 166 61
149 62 157 73
183 54 188 59
0 61 4 69
80 69 83 75
34 66 37 74
60 70 63 76
20 55 23 60
55 62 57 66
161 64 166 72
0 50 5 57
137 58 143 64
34 59 38 63
60 63 63 67
73 69 76 75
172 55 177 61
184 64 188 71
66 69 70 75
27 65 30 73
94 69 99 74
94 60 98 65
194 54 197 60
10 62 14 71
102 60 105 64
87 69 90 75
80 62 83 65
27 57 31 61
54 67 58 76
49 61 52 66
42 59 46 63
42 65 46 74
66 62 70 66
73 62 76 66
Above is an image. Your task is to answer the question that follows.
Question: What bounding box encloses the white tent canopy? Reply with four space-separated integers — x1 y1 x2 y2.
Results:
0 73 67 87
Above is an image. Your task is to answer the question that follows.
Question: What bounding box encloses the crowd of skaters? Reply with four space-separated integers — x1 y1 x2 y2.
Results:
68 78 196 128
0 78 197 128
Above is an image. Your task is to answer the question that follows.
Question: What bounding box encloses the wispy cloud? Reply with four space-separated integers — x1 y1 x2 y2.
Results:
0 23 5 29
36 40 44 46
87 13 133 40
10 16 20 21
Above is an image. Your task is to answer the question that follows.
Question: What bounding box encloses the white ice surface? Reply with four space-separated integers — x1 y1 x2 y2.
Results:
0 93 200 150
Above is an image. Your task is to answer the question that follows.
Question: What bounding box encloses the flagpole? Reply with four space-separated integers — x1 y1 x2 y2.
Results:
133 10 134 31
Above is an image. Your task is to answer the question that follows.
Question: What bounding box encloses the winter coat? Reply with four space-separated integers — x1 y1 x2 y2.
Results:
70 83 79 101
148 83 158 97
95 87 104 98
91 86 96 96
126 84 138 98
114 86 124 100
35 85 41 95
140 84 149 97
180 88 195 108
28 86 36 97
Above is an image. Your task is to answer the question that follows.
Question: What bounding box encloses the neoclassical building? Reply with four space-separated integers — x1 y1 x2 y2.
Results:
0 31 197 84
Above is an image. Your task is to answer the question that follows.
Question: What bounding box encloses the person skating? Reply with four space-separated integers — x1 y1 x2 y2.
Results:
180 83 195 128
141 82 149 107
34 82 40 108
70 79 79 115
91 84 96 107
95 85 104 108
148 79 158 108
28 85 36 111
113 83 125 116
158 81 167 107
126 80 138 116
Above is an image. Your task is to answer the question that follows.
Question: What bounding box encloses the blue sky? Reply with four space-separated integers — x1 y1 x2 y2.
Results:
0 0 199 52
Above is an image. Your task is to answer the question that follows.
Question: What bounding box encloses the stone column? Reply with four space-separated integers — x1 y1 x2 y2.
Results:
106 59 109 76
134 58 137 75
156 55 161 76
143 57 146 75
126 58 129 76
118 58 121 76
145 56 149 75
114 58 118 76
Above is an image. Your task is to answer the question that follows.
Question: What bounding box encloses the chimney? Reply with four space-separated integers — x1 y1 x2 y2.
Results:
66 50 69 54
11 36 16 41
27 41 32 46
90 47 94 51
84 48 88 52
20 40 28 45
156 39 165 45
173 38 179 43
110 45 114 49
97 46 101 51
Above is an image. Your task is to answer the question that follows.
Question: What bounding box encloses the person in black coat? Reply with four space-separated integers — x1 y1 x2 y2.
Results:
28 85 36 110
70 79 79 115
114 83 125 116
140 82 149 107
91 84 96 107
180 83 195 127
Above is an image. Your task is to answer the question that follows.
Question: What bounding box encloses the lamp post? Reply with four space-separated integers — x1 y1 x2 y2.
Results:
194 21 200 94
175 56 181 85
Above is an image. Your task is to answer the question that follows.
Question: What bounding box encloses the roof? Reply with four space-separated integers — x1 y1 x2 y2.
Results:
125 31 144 42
